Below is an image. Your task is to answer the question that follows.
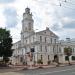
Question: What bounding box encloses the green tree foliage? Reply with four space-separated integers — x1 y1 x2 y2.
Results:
37 59 43 64
64 47 72 56
64 47 72 65
0 28 13 63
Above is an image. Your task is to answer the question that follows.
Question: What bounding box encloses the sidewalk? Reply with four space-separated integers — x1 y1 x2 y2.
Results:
28 64 67 69
0 67 24 73
19 62 75 69
0 63 75 73
13 63 67 70
0 64 58 72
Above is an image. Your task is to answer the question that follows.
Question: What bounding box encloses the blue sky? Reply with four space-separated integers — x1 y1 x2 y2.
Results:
0 0 15 3
0 0 75 42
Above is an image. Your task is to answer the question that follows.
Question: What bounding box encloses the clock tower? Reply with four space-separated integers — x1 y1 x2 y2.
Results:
21 7 34 46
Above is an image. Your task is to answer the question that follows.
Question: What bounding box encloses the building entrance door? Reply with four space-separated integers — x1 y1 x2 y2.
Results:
54 55 59 63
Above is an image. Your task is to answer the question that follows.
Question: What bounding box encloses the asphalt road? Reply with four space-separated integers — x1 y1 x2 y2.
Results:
1 65 75 75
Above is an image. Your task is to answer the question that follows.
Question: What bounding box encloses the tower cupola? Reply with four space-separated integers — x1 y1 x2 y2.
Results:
25 7 30 14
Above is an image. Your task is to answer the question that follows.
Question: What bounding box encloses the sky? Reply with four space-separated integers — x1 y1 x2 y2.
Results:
0 0 75 43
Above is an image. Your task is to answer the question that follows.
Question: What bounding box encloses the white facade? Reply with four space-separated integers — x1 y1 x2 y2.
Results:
12 8 75 65
58 38 75 63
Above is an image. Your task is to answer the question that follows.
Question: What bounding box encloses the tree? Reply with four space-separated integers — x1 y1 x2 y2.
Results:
0 28 13 64
64 47 72 65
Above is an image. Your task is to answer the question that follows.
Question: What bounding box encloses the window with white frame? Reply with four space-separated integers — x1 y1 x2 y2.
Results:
54 39 56 44
40 36 42 42
40 45 42 52
51 38 52 44
45 37 47 43
45 46 47 52
48 55 49 61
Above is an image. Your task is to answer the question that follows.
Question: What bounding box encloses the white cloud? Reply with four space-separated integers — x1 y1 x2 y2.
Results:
0 8 6 28
61 17 75 24
9 23 21 43
0 0 15 3
0 0 75 42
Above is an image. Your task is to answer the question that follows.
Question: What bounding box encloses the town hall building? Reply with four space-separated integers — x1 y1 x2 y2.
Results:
12 7 75 65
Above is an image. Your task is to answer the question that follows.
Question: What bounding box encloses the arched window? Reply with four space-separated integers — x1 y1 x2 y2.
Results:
29 23 31 30
41 55 42 60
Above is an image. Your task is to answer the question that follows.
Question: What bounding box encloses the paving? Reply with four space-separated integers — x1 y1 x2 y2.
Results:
0 63 75 75
0 67 23 73
0 65 74 75
16 65 75 75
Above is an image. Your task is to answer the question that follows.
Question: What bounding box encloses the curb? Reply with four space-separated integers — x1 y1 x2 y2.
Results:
0 64 74 72
24 64 71 70
0 67 24 73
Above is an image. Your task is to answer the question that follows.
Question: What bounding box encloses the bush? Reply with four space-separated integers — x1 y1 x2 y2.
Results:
72 56 75 60
23 62 27 65
3 57 9 63
47 60 51 65
0 62 8 67
37 59 43 64
65 56 69 61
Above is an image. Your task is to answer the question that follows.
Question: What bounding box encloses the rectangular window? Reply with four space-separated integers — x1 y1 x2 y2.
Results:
40 45 42 52
59 47 61 53
45 37 46 43
20 57 23 62
40 36 42 42
33 46 35 52
23 35 24 39
41 55 42 60
29 23 31 30
53 46 55 53
72 48 74 53
54 39 56 44
45 46 47 52
72 56 75 60
22 49 23 55
48 55 49 60
51 38 52 44
26 40 27 43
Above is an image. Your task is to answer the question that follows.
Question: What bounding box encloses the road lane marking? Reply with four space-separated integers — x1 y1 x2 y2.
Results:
39 68 75 75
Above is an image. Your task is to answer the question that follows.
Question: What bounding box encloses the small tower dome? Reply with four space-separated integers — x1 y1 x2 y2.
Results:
25 7 30 14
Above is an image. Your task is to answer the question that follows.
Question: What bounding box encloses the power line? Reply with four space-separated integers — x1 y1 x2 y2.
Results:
61 0 75 6
51 0 75 10
61 1 75 10
62 4 75 10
